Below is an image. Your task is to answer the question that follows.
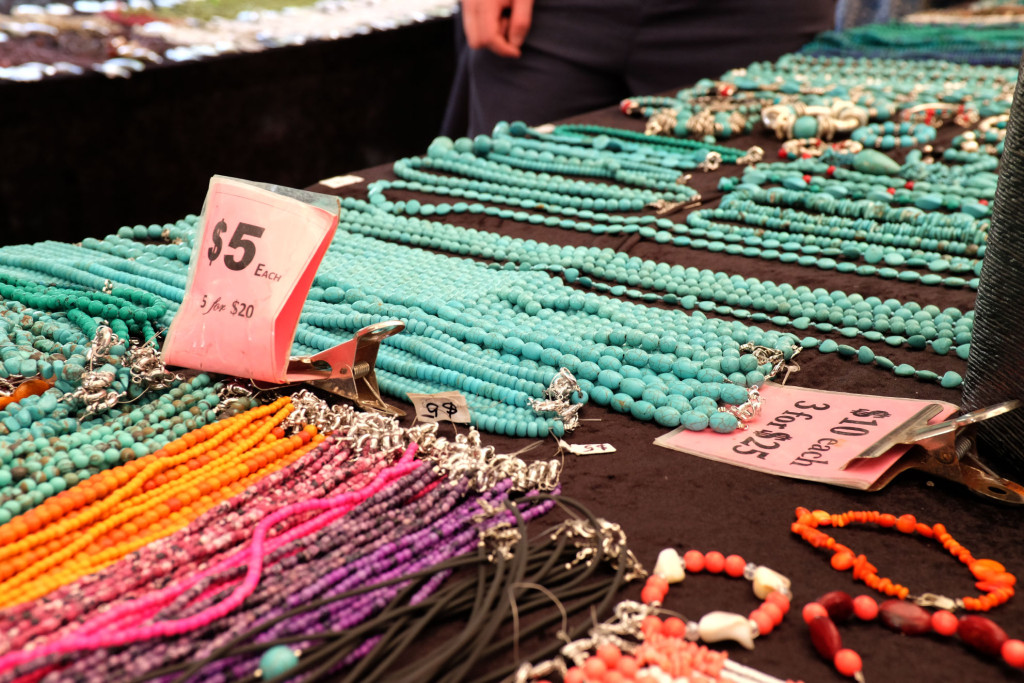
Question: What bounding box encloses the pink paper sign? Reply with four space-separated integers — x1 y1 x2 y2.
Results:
164 176 339 383
654 383 959 489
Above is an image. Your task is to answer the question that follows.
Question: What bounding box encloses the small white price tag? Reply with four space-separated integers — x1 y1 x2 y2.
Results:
318 174 364 189
408 391 471 424
559 440 617 456
532 123 556 134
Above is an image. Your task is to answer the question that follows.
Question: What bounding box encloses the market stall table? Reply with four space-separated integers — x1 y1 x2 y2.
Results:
298 103 1024 683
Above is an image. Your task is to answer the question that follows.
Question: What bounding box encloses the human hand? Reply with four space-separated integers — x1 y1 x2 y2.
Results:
462 0 534 58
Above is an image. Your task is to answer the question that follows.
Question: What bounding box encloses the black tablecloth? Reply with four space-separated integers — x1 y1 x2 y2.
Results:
306 105 1023 683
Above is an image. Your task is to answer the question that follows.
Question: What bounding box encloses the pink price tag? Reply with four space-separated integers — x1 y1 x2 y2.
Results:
654 383 959 489
164 176 339 383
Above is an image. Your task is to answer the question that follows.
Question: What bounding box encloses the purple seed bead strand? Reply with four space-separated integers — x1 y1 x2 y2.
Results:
54 462 448 682
0 436 381 653
0 437 351 652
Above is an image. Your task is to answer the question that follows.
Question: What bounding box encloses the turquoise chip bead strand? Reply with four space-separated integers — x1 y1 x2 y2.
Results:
0 374 224 523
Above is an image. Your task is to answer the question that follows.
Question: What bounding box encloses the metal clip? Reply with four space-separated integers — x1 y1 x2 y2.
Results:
300 320 405 417
646 197 702 216
912 593 961 611
861 399 1024 504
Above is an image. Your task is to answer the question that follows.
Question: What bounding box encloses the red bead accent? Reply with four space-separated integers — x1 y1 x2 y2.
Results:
724 554 746 577
809 616 842 659
826 165 836 177
886 187 896 195
896 514 916 533
704 551 726 574
852 595 878 621
1002 639 1024 668
596 642 622 667
751 608 775 636
931 609 959 636
564 667 584 683
761 601 785 625
641 615 663 637
646 575 669 594
683 549 705 573
583 655 607 679
661 616 687 638
641 584 664 604
818 590 854 622
879 599 932 635
802 602 828 624
958 615 1009 656
834 648 863 677
904 181 914 189
766 591 791 614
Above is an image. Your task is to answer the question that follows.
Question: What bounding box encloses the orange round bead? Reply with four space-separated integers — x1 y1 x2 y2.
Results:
704 551 726 574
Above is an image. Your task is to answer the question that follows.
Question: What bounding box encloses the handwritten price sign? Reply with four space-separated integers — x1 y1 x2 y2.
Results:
163 176 339 383
408 391 471 424
655 383 958 489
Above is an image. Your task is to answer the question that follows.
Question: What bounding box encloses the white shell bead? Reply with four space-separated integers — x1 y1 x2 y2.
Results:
751 565 791 599
697 610 756 650
653 548 685 584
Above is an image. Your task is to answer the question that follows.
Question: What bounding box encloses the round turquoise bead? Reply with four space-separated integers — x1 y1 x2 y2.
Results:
259 646 300 679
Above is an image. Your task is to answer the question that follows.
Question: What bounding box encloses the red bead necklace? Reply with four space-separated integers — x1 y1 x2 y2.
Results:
791 507 1016 611
801 590 1024 681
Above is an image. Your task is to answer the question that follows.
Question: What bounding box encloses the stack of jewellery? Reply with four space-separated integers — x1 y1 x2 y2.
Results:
0 209 802 438
0 419 561 682
687 182 985 288
378 129 702 229
731 146 998 219
717 55 1015 117
320 202 968 391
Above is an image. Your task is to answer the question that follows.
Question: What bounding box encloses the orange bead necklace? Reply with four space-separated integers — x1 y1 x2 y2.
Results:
791 507 1016 612
0 397 325 608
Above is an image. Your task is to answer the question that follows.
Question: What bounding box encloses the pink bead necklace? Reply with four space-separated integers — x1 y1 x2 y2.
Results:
0 445 421 673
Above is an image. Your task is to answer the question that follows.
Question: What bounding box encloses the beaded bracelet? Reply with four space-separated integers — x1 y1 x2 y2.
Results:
791 507 1016 612
639 548 793 649
801 590 1024 681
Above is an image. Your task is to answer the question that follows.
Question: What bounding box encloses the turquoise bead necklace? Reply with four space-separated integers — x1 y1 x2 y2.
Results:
745 149 999 216
687 188 983 278
0 300 92 386
722 55 1015 114
333 198 968 390
0 273 165 345
0 374 225 524
0 175 972 440
301 221 794 435
623 55 1015 143
850 121 938 150
537 122 752 164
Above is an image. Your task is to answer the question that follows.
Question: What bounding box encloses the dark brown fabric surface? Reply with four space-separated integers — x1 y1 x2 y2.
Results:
308 106 1023 683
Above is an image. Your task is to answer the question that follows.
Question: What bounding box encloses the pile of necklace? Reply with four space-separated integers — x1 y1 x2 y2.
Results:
0 396 323 608
799 21 1024 66
0 403 565 682
623 54 1014 142
707 148 991 287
